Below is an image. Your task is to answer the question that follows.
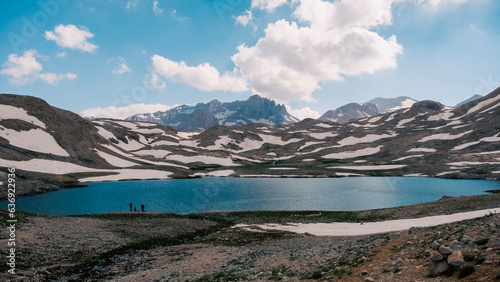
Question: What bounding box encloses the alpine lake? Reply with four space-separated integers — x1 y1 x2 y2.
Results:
4 177 500 216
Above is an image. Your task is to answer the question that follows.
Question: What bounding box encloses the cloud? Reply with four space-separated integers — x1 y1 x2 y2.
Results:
285 105 320 120
45 24 98 52
251 0 289 11
148 73 166 91
111 57 132 74
80 103 175 119
38 72 77 85
153 0 163 15
231 0 403 103
150 54 248 92
0 50 76 85
170 9 189 21
55 52 67 58
234 10 253 26
126 0 137 9
417 0 472 8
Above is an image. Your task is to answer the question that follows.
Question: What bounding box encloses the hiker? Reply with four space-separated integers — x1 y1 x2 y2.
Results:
141 203 145 212
129 203 133 211
134 207 137 212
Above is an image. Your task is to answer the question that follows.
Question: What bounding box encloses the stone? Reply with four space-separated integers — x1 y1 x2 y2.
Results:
438 246 452 256
429 260 449 277
430 251 444 262
392 258 404 266
447 251 464 267
365 278 375 282
432 240 440 250
449 240 460 250
494 239 500 247
361 270 369 275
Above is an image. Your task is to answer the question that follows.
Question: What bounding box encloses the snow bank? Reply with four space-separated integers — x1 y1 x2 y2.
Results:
234 208 500 236
393 155 424 162
0 127 69 156
309 132 338 140
329 164 407 170
336 133 396 147
193 170 235 177
0 104 46 128
0 158 101 174
322 146 381 159
95 150 138 167
165 154 241 166
80 169 172 182
407 148 436 153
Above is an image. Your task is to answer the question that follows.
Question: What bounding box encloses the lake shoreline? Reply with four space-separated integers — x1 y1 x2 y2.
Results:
1 192 500 281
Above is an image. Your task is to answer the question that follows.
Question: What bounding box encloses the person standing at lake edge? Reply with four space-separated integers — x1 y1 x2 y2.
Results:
141 203 145 212
129 203 133 211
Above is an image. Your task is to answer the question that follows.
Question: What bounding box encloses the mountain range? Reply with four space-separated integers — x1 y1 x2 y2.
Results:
126 94 299 131
1 89 500 198
125 95 480 130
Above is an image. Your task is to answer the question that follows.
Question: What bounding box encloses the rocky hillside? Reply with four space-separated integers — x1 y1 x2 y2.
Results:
455 94 483 108
367 96 418 113
319 96 417 123
126 94 299 131
318 102 379 123
1 87 500 197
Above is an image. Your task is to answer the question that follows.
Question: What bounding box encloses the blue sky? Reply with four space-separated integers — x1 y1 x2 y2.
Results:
1 0 499 120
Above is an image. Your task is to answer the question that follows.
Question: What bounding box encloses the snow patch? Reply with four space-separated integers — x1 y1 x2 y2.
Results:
95 150 138 167
322 146 382 159
233 208 500 236
407 148 437 153
329 164 406 170
0 104 46 128
418 130 473 142
0 158 101 174
80 169 172 182
0 127 69 156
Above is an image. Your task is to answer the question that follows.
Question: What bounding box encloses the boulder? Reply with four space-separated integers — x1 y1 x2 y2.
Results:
432 240 440 250
430 251 444 262
447 251 464 267
429 260 449 277
438 246 452 256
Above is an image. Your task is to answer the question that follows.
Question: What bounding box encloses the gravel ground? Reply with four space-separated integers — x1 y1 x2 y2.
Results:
0 193 499 281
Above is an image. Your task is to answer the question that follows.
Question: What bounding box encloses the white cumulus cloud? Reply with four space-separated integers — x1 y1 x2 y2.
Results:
234 10 253 26
45 24 98 52
153 0 163 15
232 0 404 103
111 57 132 74
150 54 248 92
0 50 76 85
38 72 77 85
251 0 289 11
417 0 472 8
285 105 320 120
80 103 175 119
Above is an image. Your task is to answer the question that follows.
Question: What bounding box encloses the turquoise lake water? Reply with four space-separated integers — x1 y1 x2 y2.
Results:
4 177 500 216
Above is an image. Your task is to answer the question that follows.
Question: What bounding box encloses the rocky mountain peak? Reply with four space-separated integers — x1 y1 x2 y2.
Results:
127 94 298 131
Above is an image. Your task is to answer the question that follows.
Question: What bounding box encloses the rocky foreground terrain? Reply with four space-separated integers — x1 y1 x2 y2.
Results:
1 193 499 281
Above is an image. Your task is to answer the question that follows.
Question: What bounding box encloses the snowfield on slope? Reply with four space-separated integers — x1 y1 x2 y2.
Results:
0 127 69 156
234 207 500 236
0 104 46 128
